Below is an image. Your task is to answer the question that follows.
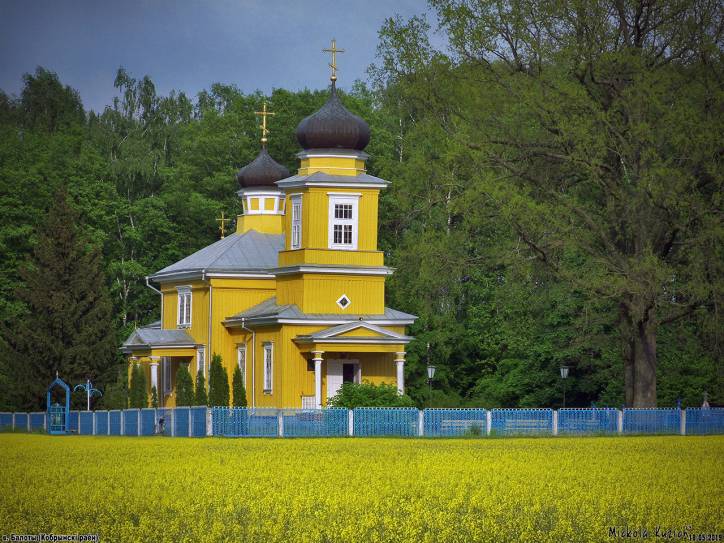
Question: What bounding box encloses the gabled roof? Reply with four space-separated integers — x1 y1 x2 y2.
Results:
276 171 389 190
149 230 284 281
121 327 197 352
294 321 412 344
223 296 417 326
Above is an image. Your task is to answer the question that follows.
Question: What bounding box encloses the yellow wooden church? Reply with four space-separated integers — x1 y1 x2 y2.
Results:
122 45 416 408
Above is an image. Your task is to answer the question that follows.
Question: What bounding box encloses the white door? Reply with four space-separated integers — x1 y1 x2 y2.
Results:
327 359 359 399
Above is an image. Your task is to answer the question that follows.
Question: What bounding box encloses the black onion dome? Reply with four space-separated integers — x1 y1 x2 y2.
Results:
296 84 370 151
236 147 290 188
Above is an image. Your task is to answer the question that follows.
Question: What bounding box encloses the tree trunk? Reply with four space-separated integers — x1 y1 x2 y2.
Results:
621 303 658 407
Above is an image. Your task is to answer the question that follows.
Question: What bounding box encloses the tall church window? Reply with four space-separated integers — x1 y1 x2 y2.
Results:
177 287 192 327
291 195 302 249
237 345 246 386
263 343 273 393
196 346 206 378
328 195 358 250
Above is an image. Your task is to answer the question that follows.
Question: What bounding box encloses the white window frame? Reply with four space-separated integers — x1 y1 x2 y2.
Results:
196 346 206 378
263 342 273 394
177 286 192 328
328 194 359 250
237 345 247 386
290 194 302 250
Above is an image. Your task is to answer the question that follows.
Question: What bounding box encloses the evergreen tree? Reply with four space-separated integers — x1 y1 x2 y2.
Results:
194 369 207 406
232 366 247 407
175 364 194 407
129 364 147 408
150 386 159 408
208 354 230 407
0 189 117 410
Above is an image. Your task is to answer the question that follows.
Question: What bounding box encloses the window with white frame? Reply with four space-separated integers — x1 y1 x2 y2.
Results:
237 345 246 385
196 346 206 378
177 287 192 327
328 195 358 250
291 195 302 250
263 343 273 393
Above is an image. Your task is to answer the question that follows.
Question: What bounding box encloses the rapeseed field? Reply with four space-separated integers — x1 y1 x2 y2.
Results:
0 434 721 542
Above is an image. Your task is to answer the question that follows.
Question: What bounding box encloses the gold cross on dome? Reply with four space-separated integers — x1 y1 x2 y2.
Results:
323 38 345 82
216 211 230 239
254 101 275 145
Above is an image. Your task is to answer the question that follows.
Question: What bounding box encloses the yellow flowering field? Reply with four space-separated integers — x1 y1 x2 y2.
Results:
0 434 722 542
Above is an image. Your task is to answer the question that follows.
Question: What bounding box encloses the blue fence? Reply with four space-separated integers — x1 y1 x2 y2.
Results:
623 408 680 434
79 411 93 435
109 410 122 435
685 408 724 435
353 407 419 437
95 411 108 435
491 408 553 435
282 408 348 437
30 412 46 431
558 408 619 435
424 408 486 437
1 407 723 438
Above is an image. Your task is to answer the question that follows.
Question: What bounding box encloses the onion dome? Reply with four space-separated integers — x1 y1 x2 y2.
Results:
236 147 290 189
296 83 370 151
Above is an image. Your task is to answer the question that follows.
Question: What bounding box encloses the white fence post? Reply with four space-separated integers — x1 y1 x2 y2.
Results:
188 408 192 437
680 409 686 436
486 410 492 436
12 413 15 432
553 410 559 436
107 411 110 435
617 410 623 434
278 410 284 438
418 410 424 437
27 413 31 432
206 408 212 437
348 409 354 436
120 410 125 436
43 412 47 432
92 412 96 435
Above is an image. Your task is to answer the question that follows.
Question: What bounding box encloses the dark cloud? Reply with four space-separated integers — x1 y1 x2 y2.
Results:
0 0 430 112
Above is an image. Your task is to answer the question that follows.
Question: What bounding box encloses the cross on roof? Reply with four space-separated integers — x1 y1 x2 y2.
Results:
323 38 345 82
216 211 230 239
254 101 275 145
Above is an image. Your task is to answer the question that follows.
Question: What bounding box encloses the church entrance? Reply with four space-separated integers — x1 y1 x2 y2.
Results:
326 359 360 399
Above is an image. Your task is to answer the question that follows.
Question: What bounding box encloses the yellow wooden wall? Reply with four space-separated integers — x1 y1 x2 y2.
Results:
282 187 380 252
276 273 385 314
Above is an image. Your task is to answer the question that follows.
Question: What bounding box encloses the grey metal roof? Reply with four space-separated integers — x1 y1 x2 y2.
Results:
297 321 411 340
150 230 284 280
224 296 417 325
275 171 389 189
122 327 196 351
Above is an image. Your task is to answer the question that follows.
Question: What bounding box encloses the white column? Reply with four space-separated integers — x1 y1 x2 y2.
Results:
395 352 406 395
313 351 324 409
150 360 159 390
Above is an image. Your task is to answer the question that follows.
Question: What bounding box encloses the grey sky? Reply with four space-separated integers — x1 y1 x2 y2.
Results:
0 0 431 112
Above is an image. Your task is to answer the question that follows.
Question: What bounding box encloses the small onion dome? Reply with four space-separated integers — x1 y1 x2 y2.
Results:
296 84 370 151
236 147 290 188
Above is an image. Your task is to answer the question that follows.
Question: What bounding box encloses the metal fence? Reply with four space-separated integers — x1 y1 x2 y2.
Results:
424 408 487 437
1 406 723 438
491 408 553 436
623 408 681 434
684 408 724 435
557 408 619 435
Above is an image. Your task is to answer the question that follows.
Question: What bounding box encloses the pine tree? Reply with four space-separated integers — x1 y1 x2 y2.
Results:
208 354 230 407
194 369 207 406
175 364 194 407
0 188 117 410
232 366 247 407
150 386 159 408
129 364 147 408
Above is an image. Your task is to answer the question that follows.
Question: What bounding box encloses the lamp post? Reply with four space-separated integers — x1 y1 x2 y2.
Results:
426 342 436 408
560 366 570 408
73 378 103 411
